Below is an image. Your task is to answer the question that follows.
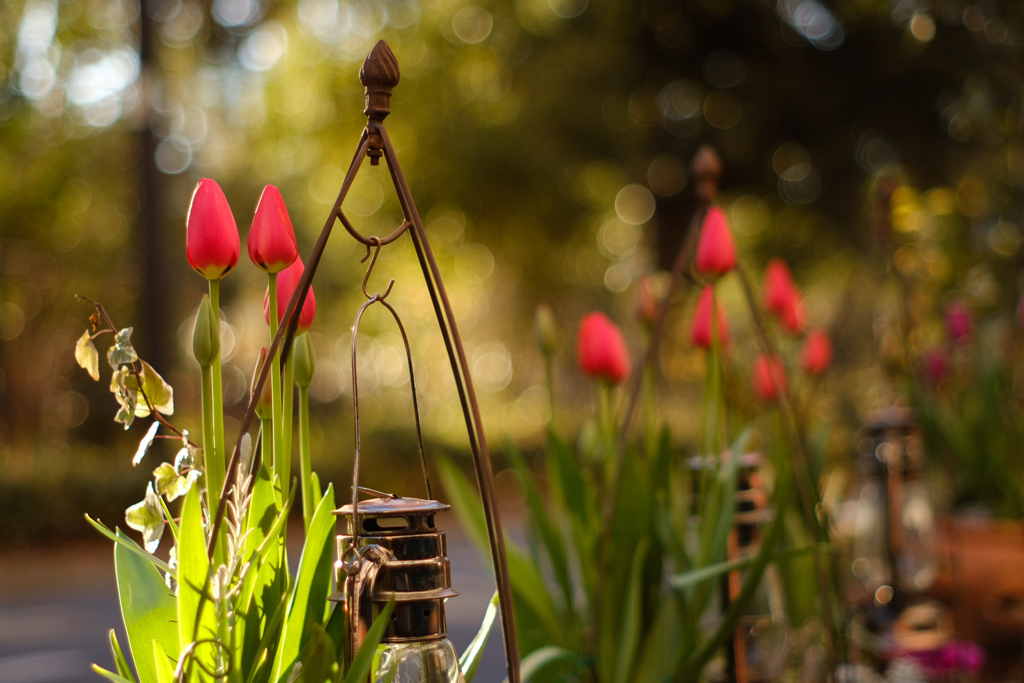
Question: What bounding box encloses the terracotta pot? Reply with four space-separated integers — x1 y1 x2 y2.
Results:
929 515 1024 645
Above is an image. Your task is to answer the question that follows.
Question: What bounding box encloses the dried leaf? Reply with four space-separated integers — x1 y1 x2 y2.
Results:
125 482 164 552
75 331 100 381
109 363 174 420
133 421 160 465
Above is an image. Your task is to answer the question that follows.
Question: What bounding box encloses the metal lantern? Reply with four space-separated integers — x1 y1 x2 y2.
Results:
331 496 465 683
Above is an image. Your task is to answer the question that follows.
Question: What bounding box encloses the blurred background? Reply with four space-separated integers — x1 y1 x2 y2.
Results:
1 0 1022 564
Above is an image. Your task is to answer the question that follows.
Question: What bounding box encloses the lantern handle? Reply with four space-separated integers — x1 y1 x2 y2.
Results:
348 272 433 554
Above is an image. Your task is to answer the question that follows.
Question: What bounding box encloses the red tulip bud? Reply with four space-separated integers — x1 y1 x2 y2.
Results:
265 257 316 332
635 275 659 324
694 206 736 277
752 354 787 402
690 285 729 349
923 347 949 388
801 329 832 375
763 258 804 334
577 312 630 385
944 301 972 344
248 185 299 274
186 178 239 280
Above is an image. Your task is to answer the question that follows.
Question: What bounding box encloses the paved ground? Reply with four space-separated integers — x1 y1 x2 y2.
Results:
0 522 509 683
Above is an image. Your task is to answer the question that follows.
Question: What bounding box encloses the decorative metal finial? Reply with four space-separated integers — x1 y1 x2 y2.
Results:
360 40 400 165
691 145 722 202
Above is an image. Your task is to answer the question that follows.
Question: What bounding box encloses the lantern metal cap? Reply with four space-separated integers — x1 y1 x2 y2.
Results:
334 496 450 518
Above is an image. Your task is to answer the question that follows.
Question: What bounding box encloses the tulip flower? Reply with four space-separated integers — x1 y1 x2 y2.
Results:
801 329 832 375
635 275 659 324
186 179 239 280
248 185 299 274
577 312 630 384
923 348 949 387
752 354 787 402
690 285 729 349
694 206 736 277
763 258 804 334
944 301 972 344
265 257 317 332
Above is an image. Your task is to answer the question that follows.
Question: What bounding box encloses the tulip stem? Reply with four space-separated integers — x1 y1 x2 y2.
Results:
642 326 657 459
298 385 314 532
267 273 285 504
282 356 294 505
207 279 227 563
200 363 217 518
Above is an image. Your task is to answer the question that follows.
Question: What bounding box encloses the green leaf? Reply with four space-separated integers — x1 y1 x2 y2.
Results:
90 666 136 683
76 330 100 380
125 482 165 552
86 515 175 576
114 529 179 683
272 484 336 683
613 539 649 683
342 598 395 683
294 624 336 683
107 629 135 682
153 462 199 502
110 362 175 421
177 485 217 674
515 646 581 683
107 327 138 370
459 592 499 683
132 421 160 465
152 640 175 683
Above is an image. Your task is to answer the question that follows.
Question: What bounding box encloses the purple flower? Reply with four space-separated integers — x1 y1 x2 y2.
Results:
944 301 972 344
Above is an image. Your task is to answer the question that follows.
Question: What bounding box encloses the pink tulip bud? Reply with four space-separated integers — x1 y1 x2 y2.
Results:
248 185 299 274
635 275 659 324
763 258 804 334
694 206 737 277
801 329 832 375
752 354 787 402
265 257 316 332
577 312 630 384
923 347 949 387
186 178 239 280
944 301 972 344
690 285 729 349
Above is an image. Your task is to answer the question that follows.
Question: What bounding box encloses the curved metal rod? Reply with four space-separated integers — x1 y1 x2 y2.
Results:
374 120 521 683
349 292 433 554
340 208 411 247
360 237 395 301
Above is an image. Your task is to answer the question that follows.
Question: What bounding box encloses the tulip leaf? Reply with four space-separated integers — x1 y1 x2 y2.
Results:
517 646 581 682
114 528 179 683
132 421 160 465
76 331 101 380
125 482 165 552
342 598 395 683
107 327 139 370
107 629 134 681
177 485 217 675
459 591 499 683
90 666 136 683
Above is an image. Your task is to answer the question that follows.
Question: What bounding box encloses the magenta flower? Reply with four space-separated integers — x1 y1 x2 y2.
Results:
944 301 972 344
248 185 299 274
690 285 729 349
801 329 832 375
752 354 786 403
695 206 737 278
186 179 239 280
763 258 805 334
265 257 316 332
577 312 630 384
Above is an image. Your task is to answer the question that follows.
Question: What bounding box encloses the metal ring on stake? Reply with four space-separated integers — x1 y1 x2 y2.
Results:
347 237 433 560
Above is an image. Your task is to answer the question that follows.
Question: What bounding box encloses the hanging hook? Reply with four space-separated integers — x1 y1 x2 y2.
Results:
360 236 395 301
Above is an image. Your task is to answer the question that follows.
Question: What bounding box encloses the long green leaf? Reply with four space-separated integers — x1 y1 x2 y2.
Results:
113 529 179 683
271 484 336 683
459 592 500 683
86 515 175 576
177 484 218 676
342 598 395 683
506 446 573 612
153 640 175 683
612 539 648 683
90 666 136 683
513 646 581 683
107 629 134 681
